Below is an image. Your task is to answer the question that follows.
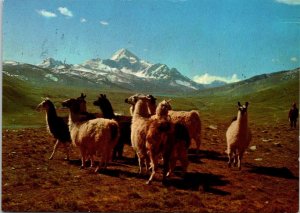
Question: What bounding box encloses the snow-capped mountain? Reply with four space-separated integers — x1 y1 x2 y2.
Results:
38 58 68 69
4 49 205 93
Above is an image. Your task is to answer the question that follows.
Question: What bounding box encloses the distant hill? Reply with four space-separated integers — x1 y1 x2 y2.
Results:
3 59 299 128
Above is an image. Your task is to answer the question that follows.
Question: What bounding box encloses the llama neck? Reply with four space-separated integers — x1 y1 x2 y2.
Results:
148 102 157 116
236 111 248 129
156 105 169 119
133 100 151 119
99 104 115 119
67 111 84 128
46 106 58 130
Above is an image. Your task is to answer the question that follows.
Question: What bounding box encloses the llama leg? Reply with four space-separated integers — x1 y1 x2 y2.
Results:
195 136 201 155
233 150 238 167
90 155 94 168
63 143 70 160
137 156 142 174
80 149 86 169
162 148 171 183
181 150 189 178
227 149 233 168
118 143 124 159
146 151 157 185
145 154 150 172
167 158 176 177
112 147 117 161
238 151 244 170
49 140 60 160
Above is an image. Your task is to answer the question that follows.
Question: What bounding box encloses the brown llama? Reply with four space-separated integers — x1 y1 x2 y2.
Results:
125 93 201 154
146 100 190 184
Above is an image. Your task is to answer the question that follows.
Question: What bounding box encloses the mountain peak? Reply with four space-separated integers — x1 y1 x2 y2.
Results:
111 48 140 63
38 58 65 69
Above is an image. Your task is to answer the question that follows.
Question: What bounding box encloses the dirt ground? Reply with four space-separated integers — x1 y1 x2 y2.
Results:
2 120 299 212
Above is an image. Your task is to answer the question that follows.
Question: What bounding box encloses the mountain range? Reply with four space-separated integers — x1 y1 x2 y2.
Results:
3 49 209 93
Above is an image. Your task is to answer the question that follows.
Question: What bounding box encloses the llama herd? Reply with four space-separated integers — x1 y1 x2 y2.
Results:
36 93 251 184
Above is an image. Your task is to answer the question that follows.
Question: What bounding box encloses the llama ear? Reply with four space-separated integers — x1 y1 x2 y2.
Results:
167 99 172 103
245 102 249 107
238 102 241 107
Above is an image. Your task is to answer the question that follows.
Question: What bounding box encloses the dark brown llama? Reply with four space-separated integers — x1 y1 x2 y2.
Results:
36 99 71 160
93 94 131 160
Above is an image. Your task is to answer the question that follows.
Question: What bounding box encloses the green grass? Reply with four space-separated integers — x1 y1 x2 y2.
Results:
2 69 299 128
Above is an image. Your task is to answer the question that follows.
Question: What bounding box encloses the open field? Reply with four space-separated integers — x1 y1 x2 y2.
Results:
2 68 299 212
2 116 298 212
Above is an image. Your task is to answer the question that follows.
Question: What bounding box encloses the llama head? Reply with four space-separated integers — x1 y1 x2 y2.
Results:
93 94 115 118
125 94 157 105
237 101 249 115
93 94 110 108
76 93 87 112
125 93 143 105
36 99 54 111
62 98 81 113
125 94 157 116
156 99 172 116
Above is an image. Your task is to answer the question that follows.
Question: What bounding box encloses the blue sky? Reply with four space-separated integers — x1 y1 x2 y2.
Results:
3 0 300 83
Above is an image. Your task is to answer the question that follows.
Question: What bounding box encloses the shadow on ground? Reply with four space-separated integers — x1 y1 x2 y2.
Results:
164 172 231 195
246 164 298 179
188 149 227 163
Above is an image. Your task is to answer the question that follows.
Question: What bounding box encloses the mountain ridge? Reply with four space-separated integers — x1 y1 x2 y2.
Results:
4 48 206 93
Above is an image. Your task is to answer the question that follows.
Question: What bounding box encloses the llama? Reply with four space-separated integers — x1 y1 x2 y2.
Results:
36 98 71 160
125 94 157 116
146 100 190 184
76 93 99 121
93 94 131 159
125 94 201 153
130 97 154 175
61 98 119 172
226 102 252 170
168 110 201 153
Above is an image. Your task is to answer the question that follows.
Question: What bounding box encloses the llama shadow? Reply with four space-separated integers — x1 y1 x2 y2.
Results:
97 168 151 180
68 159 82 167
113 156 138 166
68 155 138 167
188 149 227 163
164 172 231 195
246 164 298 179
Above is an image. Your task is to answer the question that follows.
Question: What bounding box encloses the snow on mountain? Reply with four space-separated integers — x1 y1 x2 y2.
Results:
37 58 66 69
111 48 140 63
4 60 23 66
8 48 205 92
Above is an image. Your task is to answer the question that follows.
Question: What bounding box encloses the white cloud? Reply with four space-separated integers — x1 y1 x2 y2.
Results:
80 18 87 23
58 7 73 17
272 58 280 63
100 20 109 26
275 0 300 5
193 73 240 84
37 9 57 18
290 57 298 62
